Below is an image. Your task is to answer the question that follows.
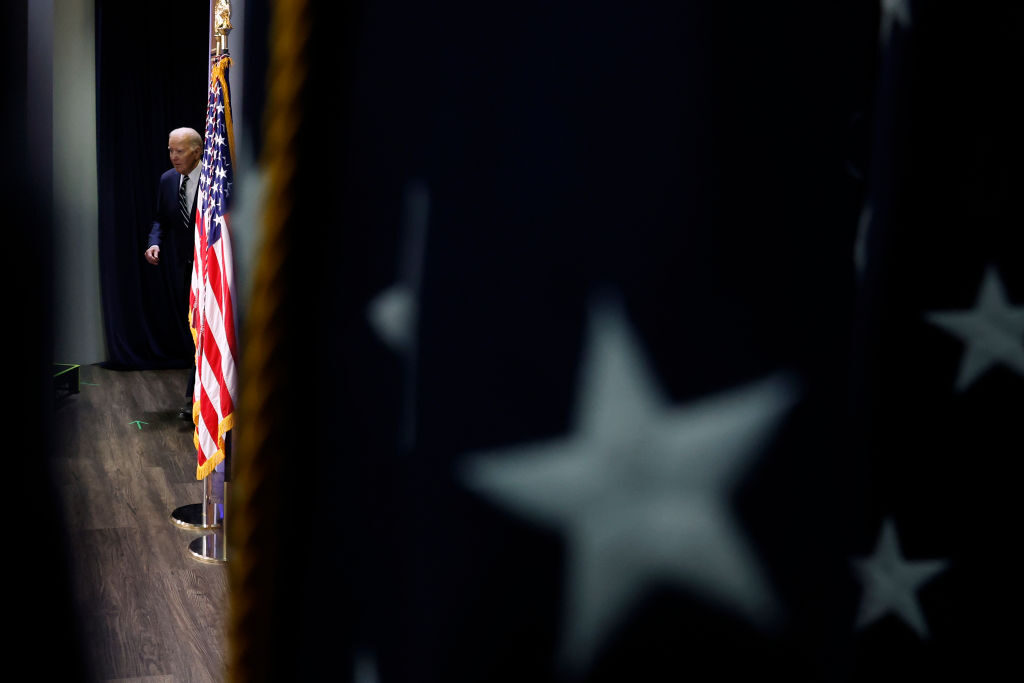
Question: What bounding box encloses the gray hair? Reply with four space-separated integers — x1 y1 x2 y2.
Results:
169 127 202 150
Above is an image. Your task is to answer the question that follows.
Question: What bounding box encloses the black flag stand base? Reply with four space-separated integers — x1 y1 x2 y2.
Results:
188 480 228 564
169 475 222 531
169 503 221 530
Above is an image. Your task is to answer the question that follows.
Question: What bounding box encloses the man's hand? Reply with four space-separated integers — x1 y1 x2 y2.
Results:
145 245 161 265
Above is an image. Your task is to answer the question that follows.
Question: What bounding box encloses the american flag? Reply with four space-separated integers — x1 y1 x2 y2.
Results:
190 54 237 480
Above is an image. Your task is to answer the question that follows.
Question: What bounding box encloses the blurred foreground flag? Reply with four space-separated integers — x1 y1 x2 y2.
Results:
850 1 1024 679
225 1 1015 682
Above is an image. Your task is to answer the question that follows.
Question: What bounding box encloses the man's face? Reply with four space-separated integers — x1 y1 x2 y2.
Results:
168 135 201 174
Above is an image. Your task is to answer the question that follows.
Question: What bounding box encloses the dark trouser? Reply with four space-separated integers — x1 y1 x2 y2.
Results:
185 361 195 400
181 260 195 402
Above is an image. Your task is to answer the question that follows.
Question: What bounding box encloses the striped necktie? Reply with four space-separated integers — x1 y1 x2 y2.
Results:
178 174 191 230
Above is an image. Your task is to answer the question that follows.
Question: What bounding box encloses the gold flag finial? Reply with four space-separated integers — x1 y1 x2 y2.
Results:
213 0 233 55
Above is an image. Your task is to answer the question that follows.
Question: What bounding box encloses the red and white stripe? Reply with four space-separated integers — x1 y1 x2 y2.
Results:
191 203 238 477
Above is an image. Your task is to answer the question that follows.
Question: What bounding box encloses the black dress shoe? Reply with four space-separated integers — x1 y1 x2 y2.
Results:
177 403 193 421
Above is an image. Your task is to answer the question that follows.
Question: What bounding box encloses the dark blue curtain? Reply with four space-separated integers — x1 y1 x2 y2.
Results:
96 0 210 369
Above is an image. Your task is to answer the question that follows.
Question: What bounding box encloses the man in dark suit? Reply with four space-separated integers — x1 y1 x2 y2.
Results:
145 127 202 420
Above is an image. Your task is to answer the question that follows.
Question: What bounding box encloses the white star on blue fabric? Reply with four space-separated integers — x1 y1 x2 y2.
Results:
368 285 415 352
367 180 429 354
367 180 430 452
852 518 948 638
880 0 912 47
460 299 799 673
353 649 380 683
925 266 1024 391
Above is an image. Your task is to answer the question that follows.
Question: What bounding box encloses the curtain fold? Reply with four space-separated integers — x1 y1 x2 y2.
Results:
95 0 210 369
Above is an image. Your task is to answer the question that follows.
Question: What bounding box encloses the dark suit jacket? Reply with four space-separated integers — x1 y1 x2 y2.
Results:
147 167 198 301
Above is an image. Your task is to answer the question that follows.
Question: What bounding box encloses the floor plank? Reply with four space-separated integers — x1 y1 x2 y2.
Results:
55 365 228 683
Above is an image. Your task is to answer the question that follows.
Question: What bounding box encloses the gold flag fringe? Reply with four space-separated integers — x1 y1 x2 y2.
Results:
195 412 234 480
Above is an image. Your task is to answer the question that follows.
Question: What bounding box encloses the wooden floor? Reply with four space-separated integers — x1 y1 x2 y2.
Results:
54 364 228 683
